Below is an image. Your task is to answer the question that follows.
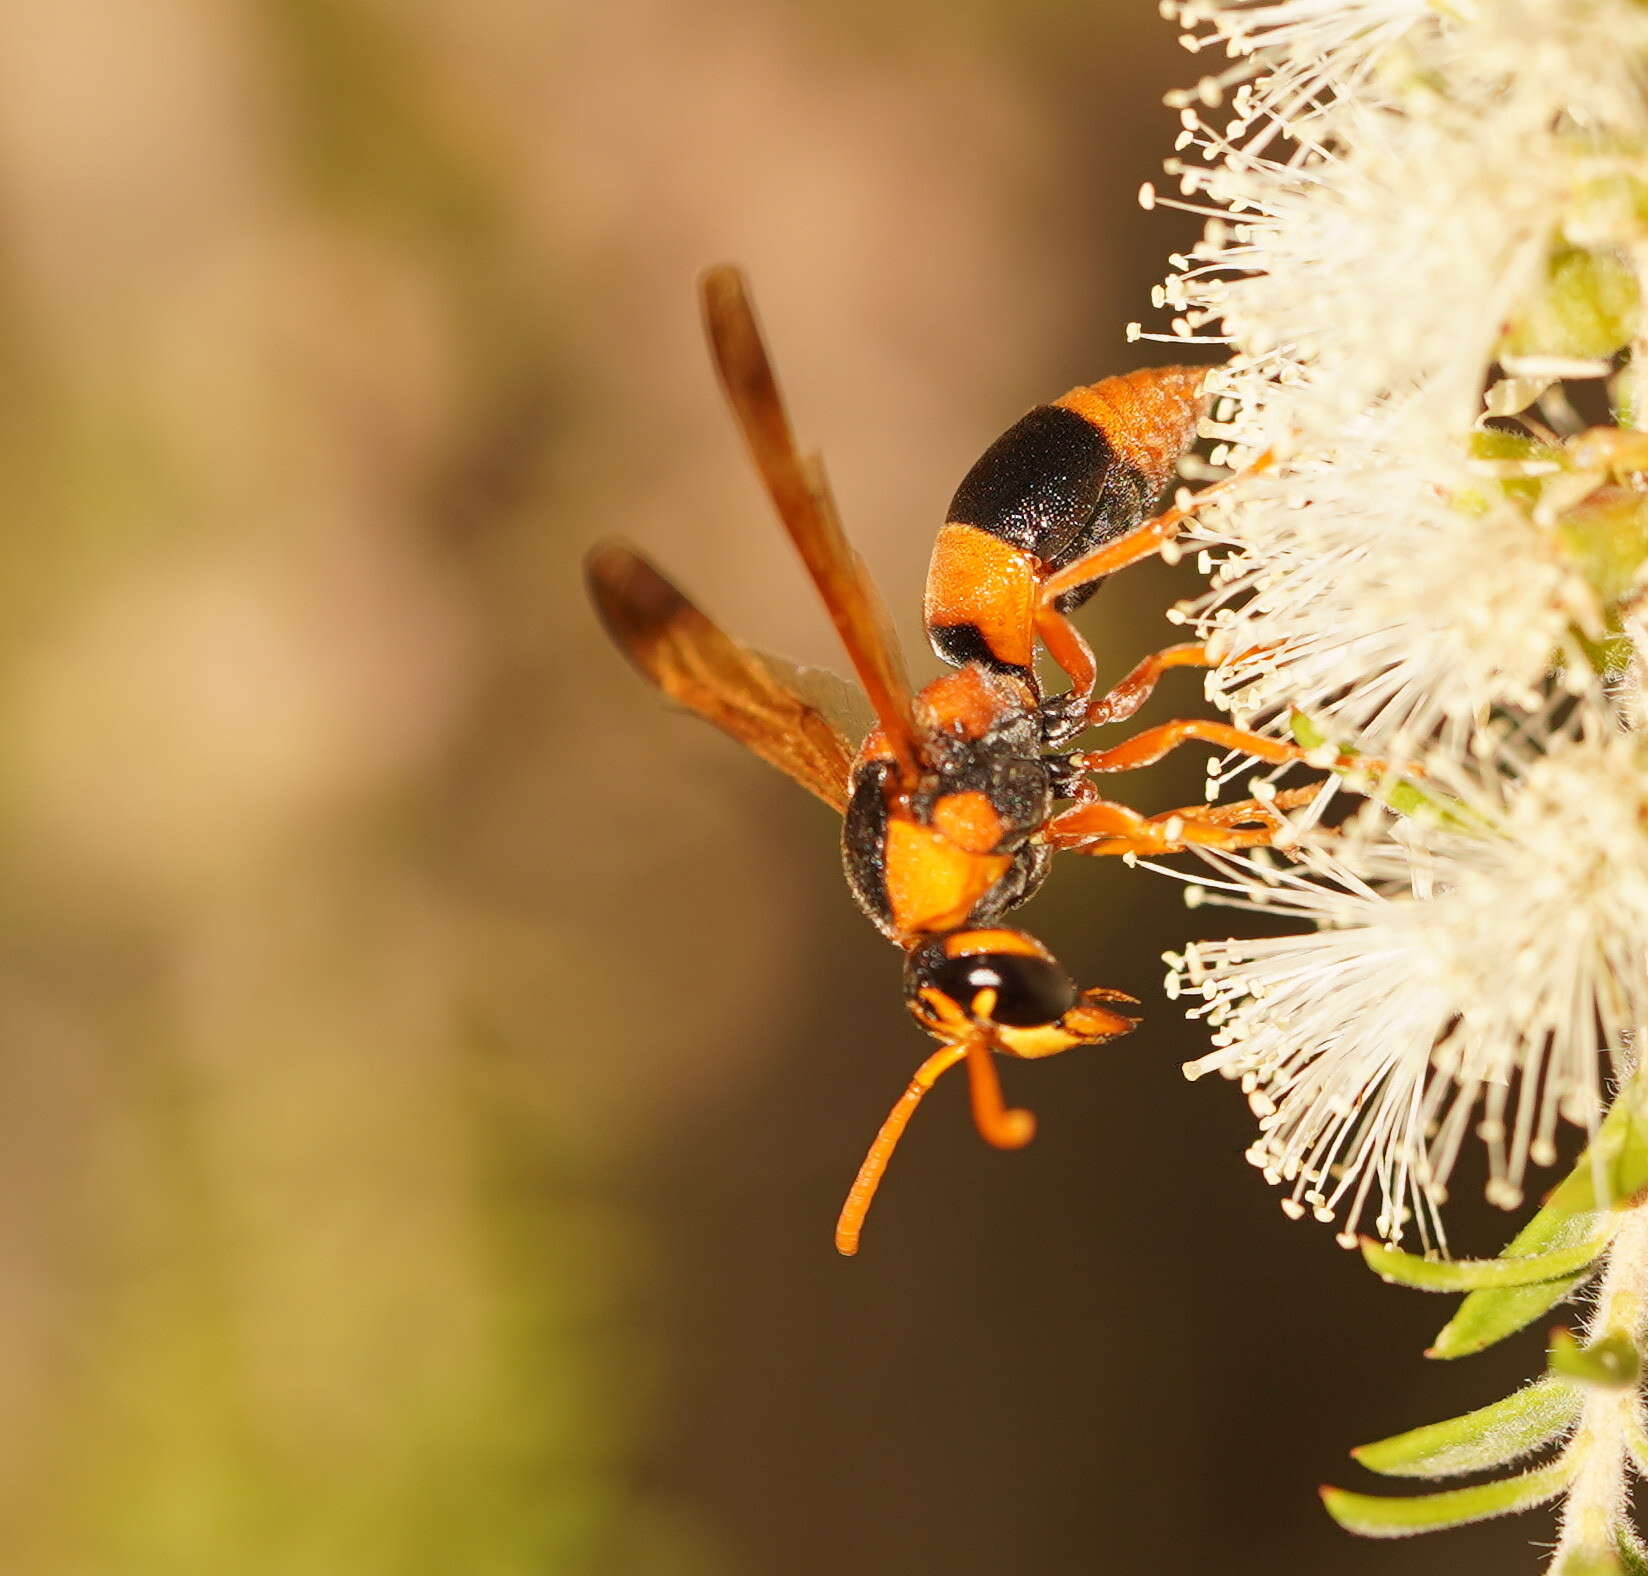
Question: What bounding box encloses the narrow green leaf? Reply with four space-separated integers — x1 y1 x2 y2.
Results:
1361 1234 1610 1292
1549 1329 1643 1389
1557 1545 1633 1576
1321 1459 1575 1538
1559 1530 1648 1576
1428 1095 1647 1359
1545 1088 1648 1213
1429 1272 1591 1359
1429 1205 1607 1360
1351 1378 1581 1479
1622 1409 1648 1478
1615 1532 1648 1576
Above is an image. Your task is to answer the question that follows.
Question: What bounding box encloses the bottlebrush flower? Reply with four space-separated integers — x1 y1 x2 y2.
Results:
1150 0 1648 1566
1172 725 1648 1246
1180 404 1602 754
1143 0 1648 753
1149 0 1648 1228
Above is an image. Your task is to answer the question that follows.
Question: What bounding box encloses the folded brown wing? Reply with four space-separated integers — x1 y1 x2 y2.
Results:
586 542 858 813
700 264 921 784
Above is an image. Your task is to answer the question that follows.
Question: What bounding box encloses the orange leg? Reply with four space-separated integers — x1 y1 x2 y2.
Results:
1034 628 1215 744
1072 717 1314 774
836 1043 967 1257
1086 642 1212 726
1046 786 1321 857
1032 451 1273 715
1040 635 1278 744
1039 449 1275 607
1034 604 1098 706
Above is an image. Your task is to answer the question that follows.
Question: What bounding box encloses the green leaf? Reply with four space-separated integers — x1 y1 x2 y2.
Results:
1569 611 1637 685
1558 1544 1637 1576
1615 1531 1648 1576
1428 1091 1648 1359
1361 1234 1610 1292
1428 1210 1608 1360
1622 1408 1648 1477
1548 1329 1643 1389
1503 245 1641 362
1559 491 1648 608
1466 428 1565 508
1322 1459 1575 1538
1544 1088 1648 1213
1351 1378 1581 1479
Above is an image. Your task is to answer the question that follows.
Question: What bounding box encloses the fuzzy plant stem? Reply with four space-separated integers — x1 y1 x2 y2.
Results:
1553 1204 1648 1568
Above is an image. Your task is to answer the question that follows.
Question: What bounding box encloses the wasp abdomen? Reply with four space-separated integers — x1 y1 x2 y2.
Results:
924 367 1207 676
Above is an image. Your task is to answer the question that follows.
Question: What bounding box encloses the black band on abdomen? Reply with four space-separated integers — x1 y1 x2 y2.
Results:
926 620 1035 686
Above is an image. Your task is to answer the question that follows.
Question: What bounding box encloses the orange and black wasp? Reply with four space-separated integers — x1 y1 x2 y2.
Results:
587 266 1318 1255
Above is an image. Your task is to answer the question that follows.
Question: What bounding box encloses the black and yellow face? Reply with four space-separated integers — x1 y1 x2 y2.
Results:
902 929 1137 1059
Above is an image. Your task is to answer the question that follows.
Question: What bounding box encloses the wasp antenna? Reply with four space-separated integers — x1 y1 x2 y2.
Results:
835 1043 969 1257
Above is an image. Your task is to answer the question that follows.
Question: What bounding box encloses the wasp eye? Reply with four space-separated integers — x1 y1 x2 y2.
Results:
930 951 1077 1028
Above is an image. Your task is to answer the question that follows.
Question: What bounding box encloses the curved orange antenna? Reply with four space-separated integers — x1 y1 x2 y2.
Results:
964 1036 1036 1151
835 1043 967 1256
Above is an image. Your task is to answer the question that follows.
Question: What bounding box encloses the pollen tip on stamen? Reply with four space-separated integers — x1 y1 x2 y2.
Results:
1485 1180 1524 1210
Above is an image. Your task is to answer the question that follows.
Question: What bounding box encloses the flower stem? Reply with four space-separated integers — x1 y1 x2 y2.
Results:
1552 1202 1648 1567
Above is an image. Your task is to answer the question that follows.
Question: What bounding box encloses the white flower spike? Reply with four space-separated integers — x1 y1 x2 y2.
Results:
1151 1 1648 1566
1174 727 1648 1248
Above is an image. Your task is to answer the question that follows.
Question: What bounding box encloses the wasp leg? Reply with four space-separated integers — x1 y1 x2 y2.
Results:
1034 452 1274 733
1070 717 1321 775
1033 605 1099 735
1042 638 1282 745
1045 785 1321 856
1085 642 1212 726
1078 639 1282 731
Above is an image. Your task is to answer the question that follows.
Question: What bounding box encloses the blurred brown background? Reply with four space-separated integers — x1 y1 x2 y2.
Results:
0 2 1547 1573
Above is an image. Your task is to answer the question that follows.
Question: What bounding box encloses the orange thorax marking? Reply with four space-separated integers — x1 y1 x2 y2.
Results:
883 817 1012 936
931 790 1006 855
912 664 1035 740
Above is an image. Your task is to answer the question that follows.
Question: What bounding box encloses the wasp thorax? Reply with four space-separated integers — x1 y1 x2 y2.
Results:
905 932 1078 1029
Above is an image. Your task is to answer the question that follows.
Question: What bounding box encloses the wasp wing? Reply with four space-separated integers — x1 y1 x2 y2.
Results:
751 650 876 748
586 542 859 813
700 264 921 782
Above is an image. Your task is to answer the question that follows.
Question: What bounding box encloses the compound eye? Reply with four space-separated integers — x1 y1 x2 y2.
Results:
934 952 1077 1028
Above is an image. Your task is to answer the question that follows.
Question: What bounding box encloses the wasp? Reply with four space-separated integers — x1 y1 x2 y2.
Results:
587 266 1318 1255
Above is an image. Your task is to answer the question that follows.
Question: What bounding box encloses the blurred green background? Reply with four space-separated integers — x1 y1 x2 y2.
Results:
0 2 1554 1573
